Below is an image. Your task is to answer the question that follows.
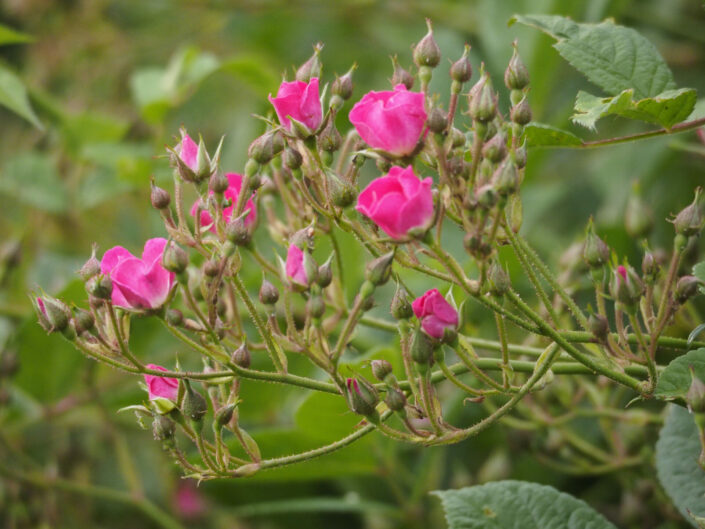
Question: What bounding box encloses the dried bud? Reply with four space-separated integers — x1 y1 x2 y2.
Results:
410 327 435 364
162 243 188 275
365 251 394 287
385 386 407 412
296 43 323 82
391 284 413 320
345 377 379 418
283 147 303 170
371 359 393 382
450 44 473 83
319 118 342 152
259 279 280 306
150 183 171 210
504 40 530 90
317 256 333 288
588 313 609 342
413 19 441 68
583 220 609 269
625 184 653 238
487 261 510 297
676 275 700 304
215 403 236 428
673 190 703 237
482 132 507 163
687 367 705 413
391 56 414 90
78 244 101 281
86 274 113 300
152 415 175 442
182 381 208 423
468 69 496 122
492 158 519 197
427 107 447 134
450 127 466 149
232 343 251 369
510 96 532 126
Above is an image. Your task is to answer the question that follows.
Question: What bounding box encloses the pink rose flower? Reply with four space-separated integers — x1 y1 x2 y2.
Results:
172 481 207 520
356 165 434 239
144 364 179 401
412 289 459 340
269 78 322 132
285 244 309 289
176 131 198 171
100 238 175 310
349 84 427 156
189 173 257 232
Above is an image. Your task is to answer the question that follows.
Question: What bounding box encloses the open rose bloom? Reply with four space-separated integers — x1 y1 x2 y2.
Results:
190 172 257 232
349 84 427 156
269 78 322 133
356 165 434 239
101 238 175 310
412 289 459 340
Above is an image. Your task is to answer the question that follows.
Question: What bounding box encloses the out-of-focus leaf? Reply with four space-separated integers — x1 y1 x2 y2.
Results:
656 405 705 527
0 152 68 213
0 64 42 128
220 54 279 95
510 14 675 99
522 122 583 147
654 348 705 401
572 88 697 130
295 390 362 441
60 112 129 155
0 24 33 45
226 496 399 517
77 167 132 210
432 480 617 529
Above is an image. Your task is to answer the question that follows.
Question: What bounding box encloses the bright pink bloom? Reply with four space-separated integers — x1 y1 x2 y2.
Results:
285 244 309 288
269 78 322 132
176 132 198 171
349 84 427 156
144 364 178 401
189 173 257 232
101 238 175 310
412 289 459 339
356 166 434 239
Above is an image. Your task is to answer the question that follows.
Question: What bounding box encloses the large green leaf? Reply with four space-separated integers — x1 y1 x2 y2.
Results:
656 406 705 527
432 480 617 529
510 14 675 99
522 122 583 148
0 152 68 213
0 64 42 128
654 348 705 401
572 88 697 130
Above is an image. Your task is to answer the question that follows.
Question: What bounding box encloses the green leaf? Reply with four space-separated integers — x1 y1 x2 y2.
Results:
432 480 617 529
0 24 33 45
510 14 675 99
654 348 705 401
522 122 583 148
0 64 42 128
0 152 68 213
656 405 705 527
221 54 280 95
694 261 705 283
572 88 697 130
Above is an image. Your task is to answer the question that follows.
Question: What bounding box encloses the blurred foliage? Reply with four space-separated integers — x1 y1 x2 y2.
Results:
1 0 705 528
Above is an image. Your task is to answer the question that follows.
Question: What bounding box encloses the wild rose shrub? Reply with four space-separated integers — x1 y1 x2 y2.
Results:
33 15 705 527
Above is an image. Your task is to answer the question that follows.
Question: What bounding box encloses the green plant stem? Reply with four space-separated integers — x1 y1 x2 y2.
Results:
569 116 705 149
106 303 143 368
332 292 365 363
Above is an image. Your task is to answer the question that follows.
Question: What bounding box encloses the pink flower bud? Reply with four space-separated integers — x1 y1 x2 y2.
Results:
411 288 459 340
189 173 256 233
285 244 310 289
144 364 178 401
349 84 427 157
176 131 199 171
268 78 322 133
100 238 176 310
356 166 434 240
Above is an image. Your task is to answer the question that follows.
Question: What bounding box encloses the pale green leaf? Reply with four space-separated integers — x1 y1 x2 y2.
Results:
572 88 697 130
654 348 705 401
522 122 583 148
511 14 675 99
656 405 705 527
0 152 68 213
0 64 42 128
432 480 617 529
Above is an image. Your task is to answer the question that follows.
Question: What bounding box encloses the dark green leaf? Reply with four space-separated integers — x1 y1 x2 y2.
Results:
432 480 617 529
510 14 675 99
655 348 705 401
0 152 68 213
0 64 42 128
572 88 697 130
656 405 705 527
522 122 583 148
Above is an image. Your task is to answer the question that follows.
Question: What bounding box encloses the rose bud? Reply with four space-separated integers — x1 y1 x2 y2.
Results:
450 44 473 84
166 308 183 326
101 238 176 310
319 117 342 152
225 216 252 247
33 295 70 334
673 190 703 237
74 308 95 335
356 166 434 240
510 96 532 126
162 242 188 275
588 313 609 343
285 244 316 291
295 43 323 83
504 40 530 91
427 106 447 134
269 78 323 134
583 220 610 269
215 403 236 428
190 173 257 235
412 289 459 341
642 251 659 283
676 275 700 304
182 380 208 424
413 19 441 68
391 283 413 320
371 359 393 382
78 247 101 282
410 327 436 364
487 261 511 297
283 147 303 171
248 130 284 165
317 256 333 288
345 377 379 419
232 343 251 369
259 278 280 306
687 367 705 413
492 158 520 197
349 85 427 157
482 132 507 163
144 364 179 407
365 252 395 287
391 55 414 90
468 69 496 122
331 64 356 110
150 182 171 210
152 415 176 442
385 386 407 412
86 274 113 300
171 129 216 183
610 264 644 307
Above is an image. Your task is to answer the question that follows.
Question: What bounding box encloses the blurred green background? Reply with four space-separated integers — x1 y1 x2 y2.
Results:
1 0 704 528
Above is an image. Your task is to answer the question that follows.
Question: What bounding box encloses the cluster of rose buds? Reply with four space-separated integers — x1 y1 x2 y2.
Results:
34 20 705 479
